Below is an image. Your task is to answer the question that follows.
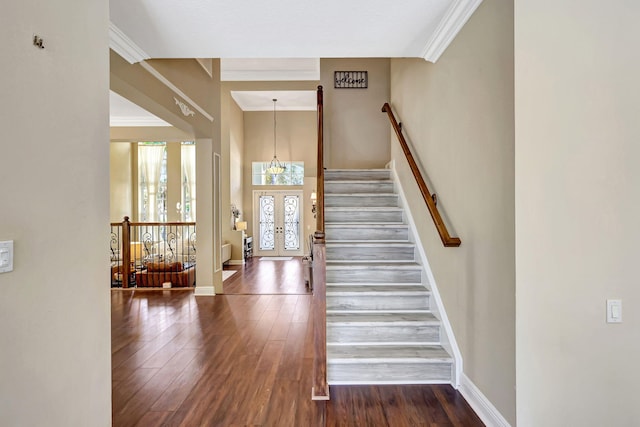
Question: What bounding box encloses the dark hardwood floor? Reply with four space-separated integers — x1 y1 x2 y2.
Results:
112 258 484 426
222 256 310 294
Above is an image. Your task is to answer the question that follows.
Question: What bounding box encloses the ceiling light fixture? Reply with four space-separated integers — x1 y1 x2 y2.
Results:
266 98 285 175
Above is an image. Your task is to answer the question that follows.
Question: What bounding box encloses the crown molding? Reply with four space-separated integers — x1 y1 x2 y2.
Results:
221 58 320 81
109 22 150 64
421 0 483 63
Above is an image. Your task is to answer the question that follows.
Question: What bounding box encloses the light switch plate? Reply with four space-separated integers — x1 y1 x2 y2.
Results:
607 299 622 323
0 241 14 273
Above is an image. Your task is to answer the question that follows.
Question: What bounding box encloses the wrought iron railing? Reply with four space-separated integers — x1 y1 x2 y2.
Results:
110 217 196 288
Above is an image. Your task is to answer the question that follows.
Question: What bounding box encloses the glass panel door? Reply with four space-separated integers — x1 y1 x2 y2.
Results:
253 191 303 257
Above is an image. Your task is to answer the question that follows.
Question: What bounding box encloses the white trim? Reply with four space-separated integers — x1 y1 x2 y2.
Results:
227 259 245 266
109 117 172 127
139 61 215 122
194 286 215 296
221 58 320 82
459 373 511 427
108 22 150 64
421 0 483 63
388 160 464 387
195 58 214 78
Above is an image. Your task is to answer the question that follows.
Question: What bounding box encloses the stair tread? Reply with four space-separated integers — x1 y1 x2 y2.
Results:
326 223 407 227
324 206 404 212
327 345 452 363
326 242 414 247
327 312 438 324
327 285 429 295
326 193 396 196
326 262 421 269
325 180 392 184
327 282 428 290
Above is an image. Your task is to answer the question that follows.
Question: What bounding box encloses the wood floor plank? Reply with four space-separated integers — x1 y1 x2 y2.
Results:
112 258 484 427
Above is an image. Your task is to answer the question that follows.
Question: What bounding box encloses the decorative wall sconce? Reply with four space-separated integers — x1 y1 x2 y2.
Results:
311 191 317 218
236 221 247 232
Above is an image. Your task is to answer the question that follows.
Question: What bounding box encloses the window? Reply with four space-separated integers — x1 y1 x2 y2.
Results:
138 142 167 222
252 161 304 185
181 142 196 221
138 141 196 222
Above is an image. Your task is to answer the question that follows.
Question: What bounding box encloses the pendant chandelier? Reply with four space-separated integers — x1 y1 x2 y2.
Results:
266 98 285 175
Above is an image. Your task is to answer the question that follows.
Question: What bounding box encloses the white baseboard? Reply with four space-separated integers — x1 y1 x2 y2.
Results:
194 286 215 296
459 373 511 427
227 259 245 265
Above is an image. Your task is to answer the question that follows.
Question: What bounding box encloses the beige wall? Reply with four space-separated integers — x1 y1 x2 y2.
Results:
111 55 223 294
390 0 515 423
320 58 390 169
110 143 132 222
515 1 640 425
221 88 245 262
226 97 246 262
0 1 111 425
242 111 317 249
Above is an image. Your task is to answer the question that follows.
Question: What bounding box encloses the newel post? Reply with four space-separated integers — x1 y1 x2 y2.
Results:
121 216 131 288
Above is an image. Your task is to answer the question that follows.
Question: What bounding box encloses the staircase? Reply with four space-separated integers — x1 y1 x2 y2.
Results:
324 169 454 384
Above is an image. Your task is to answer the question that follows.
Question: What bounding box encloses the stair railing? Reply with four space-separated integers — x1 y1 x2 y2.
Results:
311 85 330 401
382 103 461 247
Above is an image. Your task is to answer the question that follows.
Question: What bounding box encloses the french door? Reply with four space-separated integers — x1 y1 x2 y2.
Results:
253 190 304 257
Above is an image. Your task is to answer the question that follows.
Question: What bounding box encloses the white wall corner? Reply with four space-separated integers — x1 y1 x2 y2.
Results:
459 373 511 427
109 22 150 64
388 163 463 387
421 0 483 63
194 286 215 296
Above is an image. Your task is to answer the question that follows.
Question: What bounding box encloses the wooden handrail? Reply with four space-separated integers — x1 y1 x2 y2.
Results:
382 103 461 247
311 234 329 401
110 221 196 227
316 85 325 235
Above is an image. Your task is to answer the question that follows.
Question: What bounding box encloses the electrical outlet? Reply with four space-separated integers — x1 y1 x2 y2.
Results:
0 241 14 273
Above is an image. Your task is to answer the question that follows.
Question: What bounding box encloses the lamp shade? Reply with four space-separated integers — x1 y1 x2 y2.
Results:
236 221 247 231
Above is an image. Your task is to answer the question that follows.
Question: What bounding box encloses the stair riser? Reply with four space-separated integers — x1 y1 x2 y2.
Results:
325 210 403 223
326 195 398 207
325 227 408 241
325 182 395 194
326 269 421 283
327 362 452 383
325 170 391 181
327 295 430 311
327 325 440 344
327 246 415 261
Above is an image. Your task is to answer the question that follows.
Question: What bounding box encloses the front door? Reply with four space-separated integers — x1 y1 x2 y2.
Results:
253 190 303 257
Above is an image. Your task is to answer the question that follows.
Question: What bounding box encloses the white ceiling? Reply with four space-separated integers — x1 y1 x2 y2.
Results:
109 0 483 123
231 91 317 111
110 0 447 58
109 0 481 61
110 91 171 127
